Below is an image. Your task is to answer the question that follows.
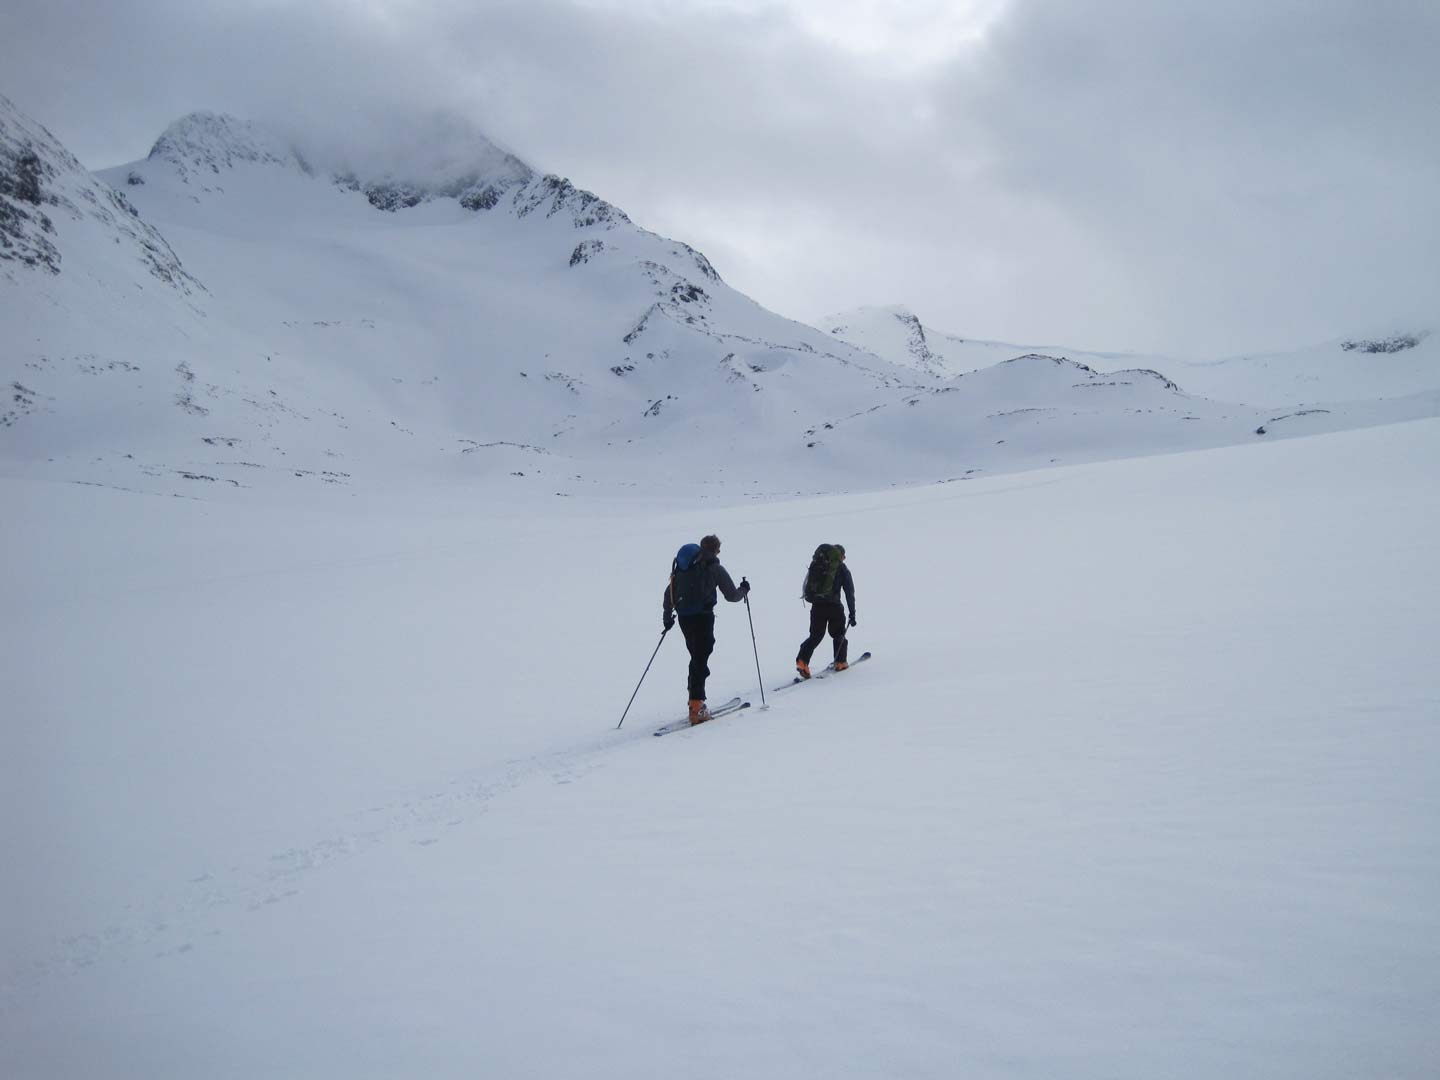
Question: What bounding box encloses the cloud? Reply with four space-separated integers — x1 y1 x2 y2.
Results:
934 0 1440 351
1 0 1436 354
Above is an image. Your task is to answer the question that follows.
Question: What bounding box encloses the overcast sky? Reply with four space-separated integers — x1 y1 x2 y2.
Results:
3 0 1437 355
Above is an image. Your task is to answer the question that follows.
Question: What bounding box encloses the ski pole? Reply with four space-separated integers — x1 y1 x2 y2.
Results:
744 587 766 708
617 628 669 729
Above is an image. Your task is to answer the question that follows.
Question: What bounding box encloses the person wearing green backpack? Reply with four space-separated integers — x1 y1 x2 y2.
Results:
795 543 856 679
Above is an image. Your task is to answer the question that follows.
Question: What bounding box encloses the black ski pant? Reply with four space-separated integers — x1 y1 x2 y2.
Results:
797 600 848 666
678 612 716 701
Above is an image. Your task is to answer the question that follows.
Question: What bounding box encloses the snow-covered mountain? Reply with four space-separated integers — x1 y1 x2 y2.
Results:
819 304 956 376
3 96 930 499
3 93 1437 502
802 350 1439 478
1167 330 1440 406
818 304 1152 380
823 303 1440 409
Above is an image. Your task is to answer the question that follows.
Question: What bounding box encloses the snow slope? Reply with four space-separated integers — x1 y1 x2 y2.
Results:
4 418 1438 1078
823 304 1440 410
1170 331 1440 406
819 304 1163 380
803 351 1440 479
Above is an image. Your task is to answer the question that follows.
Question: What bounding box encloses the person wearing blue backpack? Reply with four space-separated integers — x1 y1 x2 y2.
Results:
662 534 750 724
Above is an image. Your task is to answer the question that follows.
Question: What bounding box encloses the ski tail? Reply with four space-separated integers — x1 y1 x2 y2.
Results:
653 697 749 736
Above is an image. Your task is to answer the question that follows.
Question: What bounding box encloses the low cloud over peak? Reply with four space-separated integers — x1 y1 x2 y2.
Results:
2 0 1435 355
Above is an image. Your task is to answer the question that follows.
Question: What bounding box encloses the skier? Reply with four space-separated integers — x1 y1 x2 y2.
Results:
662 534 751 725
796 543 856 679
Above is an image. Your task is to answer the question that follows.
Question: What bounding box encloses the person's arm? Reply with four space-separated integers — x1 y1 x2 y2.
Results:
714 563 749 602
842 564 856 624
662 578 675 628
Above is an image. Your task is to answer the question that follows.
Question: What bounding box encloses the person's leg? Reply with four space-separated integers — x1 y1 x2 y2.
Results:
797 604 827 665
827 603 849 665
681 613 716 700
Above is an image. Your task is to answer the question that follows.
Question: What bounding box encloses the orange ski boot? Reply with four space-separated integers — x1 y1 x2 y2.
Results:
688 699 711 725
795 660 811 680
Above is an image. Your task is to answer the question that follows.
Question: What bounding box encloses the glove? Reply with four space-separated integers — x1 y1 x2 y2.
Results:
663 612 675 631
848 613 857 627
739 577 751 598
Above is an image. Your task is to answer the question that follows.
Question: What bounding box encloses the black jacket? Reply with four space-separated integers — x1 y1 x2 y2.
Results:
812 563 855 618
663 553 746 619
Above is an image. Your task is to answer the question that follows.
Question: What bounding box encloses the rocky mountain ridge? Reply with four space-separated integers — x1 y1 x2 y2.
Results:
0 94 199 291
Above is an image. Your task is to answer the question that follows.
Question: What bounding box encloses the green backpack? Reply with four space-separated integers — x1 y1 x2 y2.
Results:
802 544 841 603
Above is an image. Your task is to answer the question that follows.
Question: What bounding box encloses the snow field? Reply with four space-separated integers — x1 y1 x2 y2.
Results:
3 419 1438 1078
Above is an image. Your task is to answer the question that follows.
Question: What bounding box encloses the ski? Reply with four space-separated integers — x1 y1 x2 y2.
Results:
773 650 872 691
814 650 871 679
652 696 749 737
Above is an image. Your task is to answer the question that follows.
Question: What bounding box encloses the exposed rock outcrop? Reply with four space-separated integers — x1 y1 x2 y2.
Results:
1341 333 1426 354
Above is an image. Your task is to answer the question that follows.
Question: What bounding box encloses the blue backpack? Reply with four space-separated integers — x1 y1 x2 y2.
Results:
670 543 708 616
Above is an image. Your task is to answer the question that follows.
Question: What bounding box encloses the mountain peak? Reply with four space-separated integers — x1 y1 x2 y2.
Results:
820 303 942 374
147 112 308 181
322 113 535 193
135 110 612 223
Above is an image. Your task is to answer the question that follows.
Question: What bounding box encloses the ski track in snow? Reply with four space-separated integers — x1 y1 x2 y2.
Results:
0 702 718 1011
